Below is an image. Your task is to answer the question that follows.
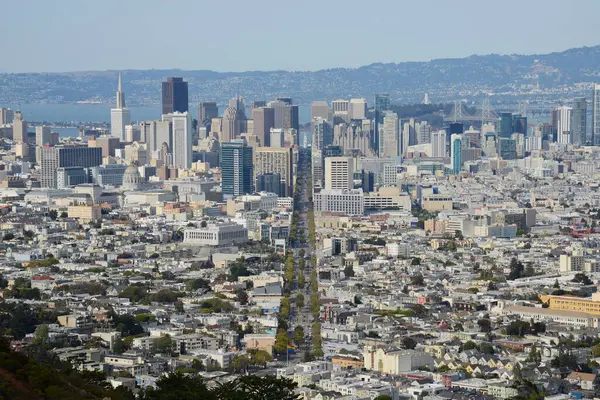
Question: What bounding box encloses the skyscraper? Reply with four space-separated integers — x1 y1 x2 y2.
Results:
40 146 102 188
374 94 391 154
311 101 329 120
36 126 51 146
511 114 527 135
12 111 27 143
110 73 131 141
572 97 587 146
349 98 367 120
380 111 399 158
198 102 218 124
325 156 354 190
221 140 253 198
169 112 192 169
432 130 447 158
593 84 600 145
0 108 14 125
552 106 572 144
450 134 463 173
499 113 513 138
312 118 333 152
253 147 293 196
252 107 275 147
162 77 189 115
222 107 241 142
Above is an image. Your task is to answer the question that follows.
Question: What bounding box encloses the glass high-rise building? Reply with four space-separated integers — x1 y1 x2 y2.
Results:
593 85 600 145
499 113 513 138
221 140 253 198
162 77 189 115
572 97 587 146
374 94 391 154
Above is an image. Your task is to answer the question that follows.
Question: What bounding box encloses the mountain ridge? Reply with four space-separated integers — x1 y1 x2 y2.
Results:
1 45 600 106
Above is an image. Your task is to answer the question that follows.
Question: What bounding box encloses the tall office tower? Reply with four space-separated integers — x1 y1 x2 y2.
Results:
416 121 431 144
125 125 141 142
228 96 246 119
511 133 525 158
221 140 253 198
373 94 391 153
432 130 447 157
198 102 218 125
88 135 120 158
332 99 349 123
252 107 275 147
168 112 192 169
311 101 329 120
512 114 527 135
552 106 572 144
0 108 14 125
222 107 242 142
268 100 287 129
312 117 333 152
380 111 399 158
401 120 416 157
253 147 293 196
283 105 299 131
593 84 600 145
325 156 354 190
162 77 189 115
270 128 284 148
110 73 131 141
12 111 27 143
35 126 51 146
497 138 517 159
498 113 513 138
572 97 588 146
250 100 267 110
276 97 292 105
450 134 463 173
40 146 102 188
464 126 481 148
349 98 367 120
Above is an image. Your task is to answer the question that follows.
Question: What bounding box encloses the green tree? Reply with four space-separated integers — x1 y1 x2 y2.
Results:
374 395 393 400
248 349 272 368
274 329 289 355
293 326 304 346
113 337 126 354
295 293 304 309
236 289 248 305
48 210 58 220
229 355 249 373
402 337 416 349
153 334 174 354
32 324 49 346
343 265 355 278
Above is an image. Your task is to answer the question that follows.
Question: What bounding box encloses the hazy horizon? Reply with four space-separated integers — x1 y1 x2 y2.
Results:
2 0 599 74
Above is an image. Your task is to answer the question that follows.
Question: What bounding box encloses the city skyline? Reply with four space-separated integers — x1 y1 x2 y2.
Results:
2 0 599 73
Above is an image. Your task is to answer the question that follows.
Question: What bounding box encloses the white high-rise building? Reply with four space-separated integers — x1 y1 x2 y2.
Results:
349 98 367 120
552 106 572 144
432 130 447 158
325 156 354 190
36 126 51 146
169 112 192 169
593 84 600 146
380 112 399 158
110 73 131 141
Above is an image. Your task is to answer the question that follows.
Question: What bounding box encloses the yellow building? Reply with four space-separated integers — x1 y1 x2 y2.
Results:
539 292 600 316
68 205 101 222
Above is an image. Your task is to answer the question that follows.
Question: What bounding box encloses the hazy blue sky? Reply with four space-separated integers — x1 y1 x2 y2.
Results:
2 0 599 73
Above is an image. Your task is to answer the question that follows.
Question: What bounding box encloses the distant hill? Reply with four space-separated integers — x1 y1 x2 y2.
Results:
1 45 600 106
